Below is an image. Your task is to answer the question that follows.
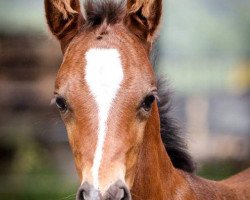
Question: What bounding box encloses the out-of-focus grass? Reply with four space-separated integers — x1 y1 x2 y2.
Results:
0 175 77 200
0 168 78 200
197 159 249 180
0 135 78 200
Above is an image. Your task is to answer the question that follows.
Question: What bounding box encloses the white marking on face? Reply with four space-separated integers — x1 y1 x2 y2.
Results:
85 48 124 189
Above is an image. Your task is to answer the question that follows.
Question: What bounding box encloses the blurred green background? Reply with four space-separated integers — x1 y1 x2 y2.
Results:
0 0 249 199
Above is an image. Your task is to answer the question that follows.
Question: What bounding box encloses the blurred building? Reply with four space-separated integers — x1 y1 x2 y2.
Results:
157 0 250 161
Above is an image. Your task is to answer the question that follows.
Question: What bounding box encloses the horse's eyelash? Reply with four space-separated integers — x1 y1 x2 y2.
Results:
155 94 160 102
50 97 56 106
152 90 159 102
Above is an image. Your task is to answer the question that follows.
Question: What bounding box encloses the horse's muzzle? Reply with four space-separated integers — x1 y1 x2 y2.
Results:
76 180 131 200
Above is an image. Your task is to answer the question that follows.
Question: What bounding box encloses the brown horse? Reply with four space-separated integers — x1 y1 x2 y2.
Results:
44 0 250 199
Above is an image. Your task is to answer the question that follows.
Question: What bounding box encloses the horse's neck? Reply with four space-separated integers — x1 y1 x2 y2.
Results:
130 106 240 200
130 106 195 199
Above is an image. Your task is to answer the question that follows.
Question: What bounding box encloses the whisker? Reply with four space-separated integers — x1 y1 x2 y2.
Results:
51 193 76 200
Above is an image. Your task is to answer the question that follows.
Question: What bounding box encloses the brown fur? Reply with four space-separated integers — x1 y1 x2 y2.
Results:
44 0 250 199
45 0 84 52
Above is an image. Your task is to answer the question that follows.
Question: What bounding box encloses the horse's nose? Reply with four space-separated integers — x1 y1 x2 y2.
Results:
76 182 101 200
76 180 131 200
104 180 131 200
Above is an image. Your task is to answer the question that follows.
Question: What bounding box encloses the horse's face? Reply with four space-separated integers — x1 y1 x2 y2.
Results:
45 0 162 199
55 25 156 193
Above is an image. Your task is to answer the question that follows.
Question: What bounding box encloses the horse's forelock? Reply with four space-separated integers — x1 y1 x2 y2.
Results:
83 0 126 29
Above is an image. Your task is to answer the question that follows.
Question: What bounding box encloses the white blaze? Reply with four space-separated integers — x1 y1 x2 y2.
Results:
85 48 124 189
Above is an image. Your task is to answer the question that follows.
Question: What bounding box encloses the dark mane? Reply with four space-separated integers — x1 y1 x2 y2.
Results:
157 79 196 173
83 0 126 28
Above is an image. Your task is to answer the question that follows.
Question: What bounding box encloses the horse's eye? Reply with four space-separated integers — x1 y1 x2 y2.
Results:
141 95 155 111
55 97 68 113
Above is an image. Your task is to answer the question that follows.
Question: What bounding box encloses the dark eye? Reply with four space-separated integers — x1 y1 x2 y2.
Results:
55 97 68 113
141 95 155 111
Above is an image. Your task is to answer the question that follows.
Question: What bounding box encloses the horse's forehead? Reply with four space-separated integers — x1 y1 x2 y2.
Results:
84 48 124 106
56 31 154 94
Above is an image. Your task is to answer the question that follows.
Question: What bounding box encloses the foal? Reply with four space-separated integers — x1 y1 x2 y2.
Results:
44 0 250 199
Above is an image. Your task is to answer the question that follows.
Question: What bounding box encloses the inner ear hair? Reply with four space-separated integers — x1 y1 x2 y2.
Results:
51 0 78 20
126 0 162 43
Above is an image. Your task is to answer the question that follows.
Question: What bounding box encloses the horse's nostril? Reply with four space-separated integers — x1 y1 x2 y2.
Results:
77 187 90 200
77 188 84 200
104 180 131 200
122 187 131 200
76 182 101 200
120 187 129 200
107 186 125 200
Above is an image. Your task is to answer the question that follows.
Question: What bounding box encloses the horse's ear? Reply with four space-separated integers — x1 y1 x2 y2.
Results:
44 0 84 52
125 0 162 44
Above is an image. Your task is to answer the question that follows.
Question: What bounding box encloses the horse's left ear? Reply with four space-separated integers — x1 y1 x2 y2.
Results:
125 0 162 45
44 0 84 52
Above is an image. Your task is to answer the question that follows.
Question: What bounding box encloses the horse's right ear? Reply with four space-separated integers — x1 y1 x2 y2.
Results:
44 0 84 52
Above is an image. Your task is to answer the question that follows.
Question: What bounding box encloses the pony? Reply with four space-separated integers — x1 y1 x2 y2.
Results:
44 0 250 199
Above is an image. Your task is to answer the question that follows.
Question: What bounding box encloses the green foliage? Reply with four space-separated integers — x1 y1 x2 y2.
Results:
0 136 78 200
